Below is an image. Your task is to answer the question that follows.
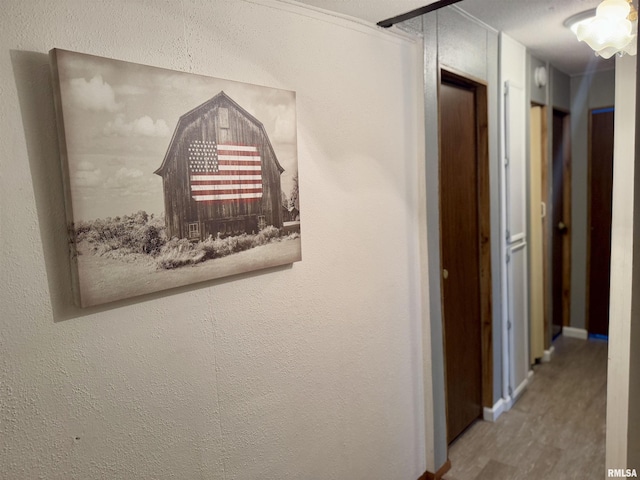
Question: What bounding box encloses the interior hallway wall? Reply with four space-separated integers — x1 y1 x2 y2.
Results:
606 53 636 471
527 54 550 352
570 68 616 331
527 60 615 338
627 53 640 463
400 6 501 471
0 1 428 478
529 55 548 107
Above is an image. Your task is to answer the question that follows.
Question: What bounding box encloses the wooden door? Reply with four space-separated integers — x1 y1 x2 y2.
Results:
587 108 615 337
551 109 571 338
439 78 482 443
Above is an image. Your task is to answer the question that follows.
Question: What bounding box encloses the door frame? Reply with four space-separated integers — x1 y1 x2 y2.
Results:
554 108 572 328
538 105 551 349
438 67 493 412
529 103 550 357
585 106 615 335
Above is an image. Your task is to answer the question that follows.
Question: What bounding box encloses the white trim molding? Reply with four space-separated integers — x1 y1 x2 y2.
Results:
484 370 534 423
511 372 531 405
563 327 588 340
483 397 509 422
542 346 555 363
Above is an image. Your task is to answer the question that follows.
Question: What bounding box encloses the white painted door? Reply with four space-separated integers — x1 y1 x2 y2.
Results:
504 81 530 403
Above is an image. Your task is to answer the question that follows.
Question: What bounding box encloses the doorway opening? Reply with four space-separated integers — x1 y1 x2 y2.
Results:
529 104 548 362
438 68 493 444
586 107 615 338
551 108 572 339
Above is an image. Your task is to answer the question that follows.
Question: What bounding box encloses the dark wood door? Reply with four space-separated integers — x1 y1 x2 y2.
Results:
439 79 482 443
551 110 567 339
588 108 615 337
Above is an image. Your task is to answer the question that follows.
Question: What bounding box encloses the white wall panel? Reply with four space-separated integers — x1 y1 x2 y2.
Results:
606 53 636 472
507 241 529 398
500 33 529 406
505 81 527 243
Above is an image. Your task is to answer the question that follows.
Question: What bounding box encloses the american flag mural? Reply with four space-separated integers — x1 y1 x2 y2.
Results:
188 140 263 203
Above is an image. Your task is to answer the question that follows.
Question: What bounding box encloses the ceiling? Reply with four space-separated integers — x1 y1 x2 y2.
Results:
294 0 616 75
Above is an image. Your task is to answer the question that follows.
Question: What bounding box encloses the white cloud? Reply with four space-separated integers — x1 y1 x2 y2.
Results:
132 116 171 137
103 114 171 137
103 167 155 197
114 84 148 96
77 160 96 171
117 167 144 180
69 75 121 112
273 113 296 143
103 167 143 188
73 162 102 187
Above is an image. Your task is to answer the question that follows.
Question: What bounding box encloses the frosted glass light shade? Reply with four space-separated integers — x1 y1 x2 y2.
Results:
572 0 637 58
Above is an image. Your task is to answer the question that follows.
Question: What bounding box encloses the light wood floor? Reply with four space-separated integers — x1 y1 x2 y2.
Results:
444 335 608 480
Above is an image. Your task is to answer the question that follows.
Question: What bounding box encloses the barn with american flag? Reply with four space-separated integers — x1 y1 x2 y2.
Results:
154 91 284 240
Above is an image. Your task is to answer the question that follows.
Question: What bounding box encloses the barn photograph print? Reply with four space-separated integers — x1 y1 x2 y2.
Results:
50 49 301 308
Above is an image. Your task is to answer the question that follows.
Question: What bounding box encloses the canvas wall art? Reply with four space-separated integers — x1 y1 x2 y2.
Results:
50 49 301 308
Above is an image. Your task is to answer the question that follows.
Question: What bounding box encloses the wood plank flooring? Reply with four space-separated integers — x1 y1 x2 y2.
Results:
444 336 608 480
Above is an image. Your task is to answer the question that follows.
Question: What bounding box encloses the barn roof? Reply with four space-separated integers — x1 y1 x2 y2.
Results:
154 91 285 176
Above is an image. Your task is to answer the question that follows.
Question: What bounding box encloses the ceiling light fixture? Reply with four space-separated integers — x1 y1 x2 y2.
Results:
564 0 638 59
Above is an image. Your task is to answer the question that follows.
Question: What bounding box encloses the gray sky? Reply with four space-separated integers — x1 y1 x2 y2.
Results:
54 49 298 222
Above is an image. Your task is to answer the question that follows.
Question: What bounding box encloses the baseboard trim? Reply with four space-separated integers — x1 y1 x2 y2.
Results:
483 397 508 422
563 327 588 340
419 459 451 480
542 346 555 363
510 375 530 406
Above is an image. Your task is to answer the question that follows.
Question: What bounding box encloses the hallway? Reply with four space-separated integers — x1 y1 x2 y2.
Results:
444 336 607 480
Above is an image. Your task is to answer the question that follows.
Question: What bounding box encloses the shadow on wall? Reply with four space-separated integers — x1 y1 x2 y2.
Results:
10 50 76 321
9 50 292 322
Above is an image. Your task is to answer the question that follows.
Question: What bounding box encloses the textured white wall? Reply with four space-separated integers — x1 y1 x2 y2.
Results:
606 53 636 472
0 1 427 478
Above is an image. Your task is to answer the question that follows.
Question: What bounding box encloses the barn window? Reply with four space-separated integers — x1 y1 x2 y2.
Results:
188 222 200 239
257 215 266 231
218 108 229 129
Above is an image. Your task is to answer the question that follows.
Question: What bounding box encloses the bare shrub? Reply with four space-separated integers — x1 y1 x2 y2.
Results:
75 211 167 256
75 215 286 270
253 225 280 246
